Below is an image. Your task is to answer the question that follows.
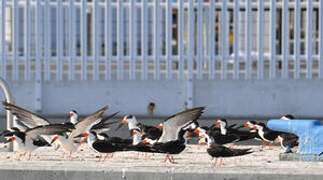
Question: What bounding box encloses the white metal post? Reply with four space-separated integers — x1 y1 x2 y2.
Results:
177 0 184 80
187 0 194 109
117 0 124 80
245 0 251 79
282 0 289 79
57 0 63 81
12 0 18 80
233 0 239 79
257 0 264 79
81 0 87 80
306 0 313 79
69 0 75 80
153 0 160 80
44 0 50 81
129 0 136 80
197 0 203 79
35 0 42 111
105 0 111 80
24 0 31 80
270 0 276 79
166 0 172 79
93 0 99 80
141 0 148 80
1 0 6 79
294 0 301 79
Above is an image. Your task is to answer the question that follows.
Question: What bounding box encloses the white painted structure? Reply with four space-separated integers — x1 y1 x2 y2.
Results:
0 0 322 118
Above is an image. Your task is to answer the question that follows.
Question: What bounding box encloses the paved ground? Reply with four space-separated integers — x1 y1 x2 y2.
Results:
1 118 323 179
0 144 323 175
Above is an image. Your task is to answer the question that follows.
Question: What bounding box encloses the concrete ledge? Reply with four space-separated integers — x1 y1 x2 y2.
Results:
1 166 323 180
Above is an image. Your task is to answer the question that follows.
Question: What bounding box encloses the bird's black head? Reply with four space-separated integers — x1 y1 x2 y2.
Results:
281 114 295 120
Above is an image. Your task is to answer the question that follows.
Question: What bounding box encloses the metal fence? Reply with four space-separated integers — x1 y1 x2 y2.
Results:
0 0 322 81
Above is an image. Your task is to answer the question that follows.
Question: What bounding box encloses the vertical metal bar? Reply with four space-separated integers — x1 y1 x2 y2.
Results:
221 0 228 79
129 0 135 80
209 0 215 79
320 0 323 78
270 0 276 79
187 0 194 108
178 0 184 80
93 0 99 80
233 0 239 79
57 0 63 80
306 0 313 79
35 0 42 111
69 0 75 80
282 0 288 79
81 0 87 80
197 0 203 79
141 0 147 80
25 0 31 80
153 0 160 80
245 0 251 79
257 0 264 79
105 0 111 80
166 0 172 79
1 0 6 79
44 0 50 81
12 0 18 80
117 0 124 80
295 0 300 79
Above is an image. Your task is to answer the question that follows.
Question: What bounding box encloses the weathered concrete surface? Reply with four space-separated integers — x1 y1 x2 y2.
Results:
0 145 323 180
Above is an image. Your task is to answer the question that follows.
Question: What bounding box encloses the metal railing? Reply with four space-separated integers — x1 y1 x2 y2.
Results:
0 0 322 81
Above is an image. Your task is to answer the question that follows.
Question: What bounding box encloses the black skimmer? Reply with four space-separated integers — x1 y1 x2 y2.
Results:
141 107 205 163
138 123 163 140
242 121 268 148
3 102 109 158
75 125 142 162
253 122 283 149
4 124 73 160
214 119 255 145
280 114 295 120
204 133 252 167
276 132 299 153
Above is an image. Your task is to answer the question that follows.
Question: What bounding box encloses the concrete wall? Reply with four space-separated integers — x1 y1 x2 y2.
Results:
0 80 323 119
0 168 322 180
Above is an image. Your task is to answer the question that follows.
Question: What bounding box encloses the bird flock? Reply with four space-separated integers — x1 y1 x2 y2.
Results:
0 102 298 167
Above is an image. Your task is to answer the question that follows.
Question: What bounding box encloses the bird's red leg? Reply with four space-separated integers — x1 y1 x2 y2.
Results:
213 158 218 167
219 159 223 167
28 153 32 161
97 154 102 162
163 154 169 163
110 153 114 159
103 154 109 162
262 141 267 149
62 152 65 158
68 151 72 159
170 156 176 164
269 142 274 150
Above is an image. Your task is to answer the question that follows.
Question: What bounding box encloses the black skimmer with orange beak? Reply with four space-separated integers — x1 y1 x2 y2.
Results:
138 123 163 140
4 124 72 160
204 133 252 167
140 107 205 163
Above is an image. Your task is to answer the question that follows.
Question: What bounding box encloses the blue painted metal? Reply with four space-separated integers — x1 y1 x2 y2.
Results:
267 119 323 155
